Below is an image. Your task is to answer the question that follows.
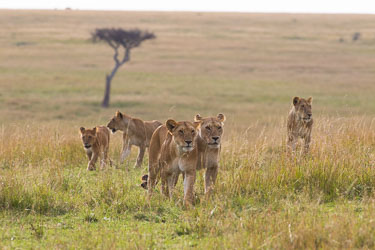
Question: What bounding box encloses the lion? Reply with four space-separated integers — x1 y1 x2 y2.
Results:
194 113 226 194
147 119 201 206
80 126 111 171
107 111 162 168
287 96 313 153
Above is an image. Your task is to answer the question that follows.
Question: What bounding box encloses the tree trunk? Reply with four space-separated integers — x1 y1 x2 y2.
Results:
101 48 130 108
101 63 120 108
101 75 111 108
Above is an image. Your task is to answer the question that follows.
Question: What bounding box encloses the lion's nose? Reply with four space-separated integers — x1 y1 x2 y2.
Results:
185 140 192 146
212 136 219 141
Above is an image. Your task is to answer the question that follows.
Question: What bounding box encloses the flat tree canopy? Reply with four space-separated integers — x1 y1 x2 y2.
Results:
92 28 155 50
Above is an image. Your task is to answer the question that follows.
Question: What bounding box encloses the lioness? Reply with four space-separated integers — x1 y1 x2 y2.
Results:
80 126 111 171
147 119 200 206
287 96 313 153
194 113 225 194
107 111 162 168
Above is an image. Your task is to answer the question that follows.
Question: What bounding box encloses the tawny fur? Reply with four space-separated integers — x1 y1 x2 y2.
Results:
194 113 226 195
80 126 111 171
107 111 162 168
287 96 313 153
147 119 200 206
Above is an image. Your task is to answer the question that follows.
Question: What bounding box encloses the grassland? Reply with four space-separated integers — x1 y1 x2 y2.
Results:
0 10 375 249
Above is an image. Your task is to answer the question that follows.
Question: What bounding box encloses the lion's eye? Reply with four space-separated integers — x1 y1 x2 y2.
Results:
206 126 211 130
179 130 184 134
191 130 195 134
218 126 222 130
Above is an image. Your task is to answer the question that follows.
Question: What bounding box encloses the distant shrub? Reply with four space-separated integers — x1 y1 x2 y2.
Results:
352 32 361 41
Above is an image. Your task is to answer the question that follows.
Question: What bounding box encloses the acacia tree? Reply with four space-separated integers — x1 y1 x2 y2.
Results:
92 28 155 107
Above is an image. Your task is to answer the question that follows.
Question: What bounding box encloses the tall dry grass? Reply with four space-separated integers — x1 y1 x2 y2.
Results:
0 117 374 248
220 117 375 203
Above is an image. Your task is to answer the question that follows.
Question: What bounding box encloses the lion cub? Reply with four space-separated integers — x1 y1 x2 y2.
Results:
194 113 225 194
147 119 200 206
80 126 111 171
287 96 313 153
107 111 162 168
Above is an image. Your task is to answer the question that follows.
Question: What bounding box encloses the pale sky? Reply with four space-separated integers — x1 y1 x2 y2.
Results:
1 0 375 14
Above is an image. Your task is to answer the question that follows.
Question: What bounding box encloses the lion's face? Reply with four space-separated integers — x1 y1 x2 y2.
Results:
80 127 97 149
194 114 225 149
166 119 200 153
293 97 313 123
107 111 124 133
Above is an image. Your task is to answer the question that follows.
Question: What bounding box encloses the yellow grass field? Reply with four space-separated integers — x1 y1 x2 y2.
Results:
1 10 375 248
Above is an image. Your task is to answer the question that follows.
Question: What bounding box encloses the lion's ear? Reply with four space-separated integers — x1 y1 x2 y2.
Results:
92 127 97 134
307 97 313 104
293 97 300 106
166 119 177 133
116 111 123 119
194 114 202 122
217 113 226 122
80 127 85 134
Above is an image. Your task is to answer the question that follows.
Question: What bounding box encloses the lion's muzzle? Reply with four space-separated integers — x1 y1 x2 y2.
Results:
303 114 312 122
182 146 194 152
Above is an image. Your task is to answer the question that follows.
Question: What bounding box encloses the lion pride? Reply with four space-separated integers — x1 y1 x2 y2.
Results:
80 126 111 171
287 96 313 153
147 119 200 206
107 111 162 168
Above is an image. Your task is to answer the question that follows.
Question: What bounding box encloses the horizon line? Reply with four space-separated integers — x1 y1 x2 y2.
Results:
1 8 375 15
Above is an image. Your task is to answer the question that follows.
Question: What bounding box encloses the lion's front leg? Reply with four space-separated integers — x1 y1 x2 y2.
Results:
205 164 218 195
287 134 297 152
161 170 170 198
183 169 196 207
87 152 98 171
174 171 181 188
167 172 179 199
86 151 92 162
100 147 109 170
303 133 311 154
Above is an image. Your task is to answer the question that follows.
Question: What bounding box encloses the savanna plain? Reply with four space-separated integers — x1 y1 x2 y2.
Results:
1 10 375 249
